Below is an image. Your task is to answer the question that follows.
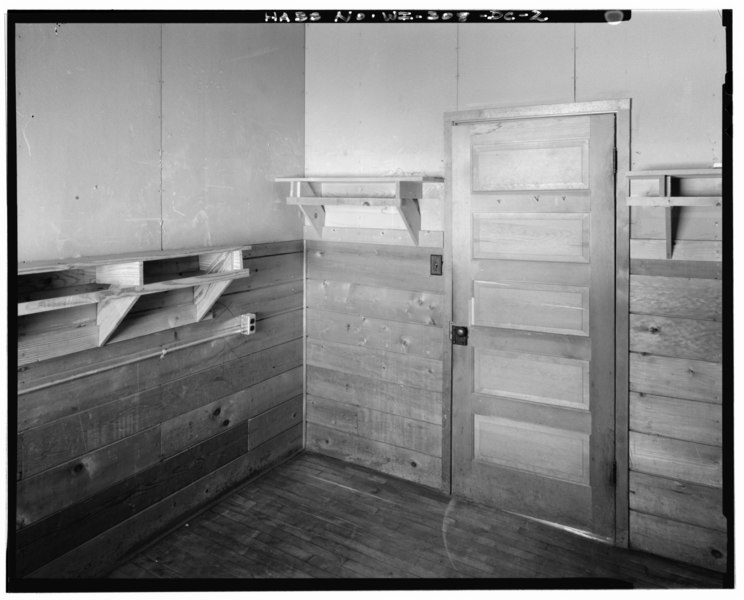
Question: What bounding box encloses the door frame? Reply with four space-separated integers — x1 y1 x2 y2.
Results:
442 99 631 546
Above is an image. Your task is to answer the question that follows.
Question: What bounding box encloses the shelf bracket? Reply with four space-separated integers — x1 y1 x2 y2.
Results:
194 250 244 321
298 205 326 236
97 296 139 346
95 261 143 346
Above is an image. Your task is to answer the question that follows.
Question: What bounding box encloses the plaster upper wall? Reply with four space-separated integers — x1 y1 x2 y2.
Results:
305 11 725 198
304 24 457 177
575 11 724 169
16 23 305 263
16 24 162 262
161 24 305 250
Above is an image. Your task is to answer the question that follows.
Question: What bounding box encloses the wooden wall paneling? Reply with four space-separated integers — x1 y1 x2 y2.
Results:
629 471 725 532
27 425 303 579
307 340 442 393
630 239 722 262
306 242 444 294
15 243 305 577
630 258 722 280
306 366 442 425
306 423 441 489
160 367 303 456
306 395 442 457
306 279 444 327
305 239 446 490
19 309 302 432
630 205 722 241
17 277 302 392
20 335 302 478
629 353 722 403
17 427 162 528
629 314 722 362
18 317 99 366
17 420 251 576
630 275 722 320
629 511 727 573
306 307 444 360
629 432 722 488
629 392 721 446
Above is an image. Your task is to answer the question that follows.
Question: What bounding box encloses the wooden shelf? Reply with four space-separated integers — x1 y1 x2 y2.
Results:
18 245 252 348
277 176 443 245
626 168 722 259
626 196 722 207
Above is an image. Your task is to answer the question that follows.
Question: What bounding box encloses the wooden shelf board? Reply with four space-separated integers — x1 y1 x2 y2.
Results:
276 176 443 183
626 196 722 207
18 244 254 276
19 269 251 317
287 196 403 207
627 169 722 179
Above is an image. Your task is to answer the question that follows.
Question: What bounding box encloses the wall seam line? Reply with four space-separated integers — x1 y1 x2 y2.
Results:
573 23 577 103
160 23 164 251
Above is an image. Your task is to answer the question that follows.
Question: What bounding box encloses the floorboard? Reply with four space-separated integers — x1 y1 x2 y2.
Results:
108 452 725 587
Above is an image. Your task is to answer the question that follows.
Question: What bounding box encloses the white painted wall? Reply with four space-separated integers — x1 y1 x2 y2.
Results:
161 24 305 250
16 23 305 262
16 24 162 262
305 11 726 229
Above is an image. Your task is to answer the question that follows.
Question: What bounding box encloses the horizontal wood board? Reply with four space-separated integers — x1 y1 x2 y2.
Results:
305 240 445 490
627 202 725 572
14 242 305 578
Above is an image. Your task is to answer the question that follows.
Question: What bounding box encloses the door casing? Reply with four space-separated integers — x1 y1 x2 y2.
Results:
442 99 631 546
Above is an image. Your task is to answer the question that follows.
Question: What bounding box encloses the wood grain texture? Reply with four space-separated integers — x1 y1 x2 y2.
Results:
306 307 443 360
18 244 255 275
630 258 722 279
19 310 302 432
14 242 306 579
17 419 251 576
629 352 722 403
306 366 442 425
630 314 722 362
27 425 303 579
306 279 443 326
306 423 441 489
470 325 591 361
17 427 162 528
629 511 727 573
473 414 590 485
472 213 589 262
106 452 724 585
630 205 722 240
160 369 303 456
306 394 442 457
629 432 722 488
306 242 444 294
630 392 721 446
21 336 302 476
630 240 722 262
18 279 302 391
630 275 722 320
630 472 725 532
307 339 442 393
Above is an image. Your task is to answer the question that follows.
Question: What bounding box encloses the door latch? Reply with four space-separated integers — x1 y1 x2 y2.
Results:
451 325 468 346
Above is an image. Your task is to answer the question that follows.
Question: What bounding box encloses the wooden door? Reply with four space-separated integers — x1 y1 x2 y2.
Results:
451 114 617 538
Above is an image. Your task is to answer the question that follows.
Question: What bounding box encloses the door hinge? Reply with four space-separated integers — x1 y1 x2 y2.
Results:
613 148 618 174
611 461 617 486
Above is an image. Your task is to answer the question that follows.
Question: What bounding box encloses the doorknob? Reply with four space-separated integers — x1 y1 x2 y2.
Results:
451 325 468 346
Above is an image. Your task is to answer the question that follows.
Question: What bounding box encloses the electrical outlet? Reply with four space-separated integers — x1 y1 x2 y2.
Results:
240 313 256 335
430 254 443 276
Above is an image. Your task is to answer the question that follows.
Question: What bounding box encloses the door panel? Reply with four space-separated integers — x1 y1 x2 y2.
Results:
452 113 616 538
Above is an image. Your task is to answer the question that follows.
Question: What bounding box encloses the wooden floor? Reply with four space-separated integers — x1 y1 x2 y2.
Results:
108 452 724 588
